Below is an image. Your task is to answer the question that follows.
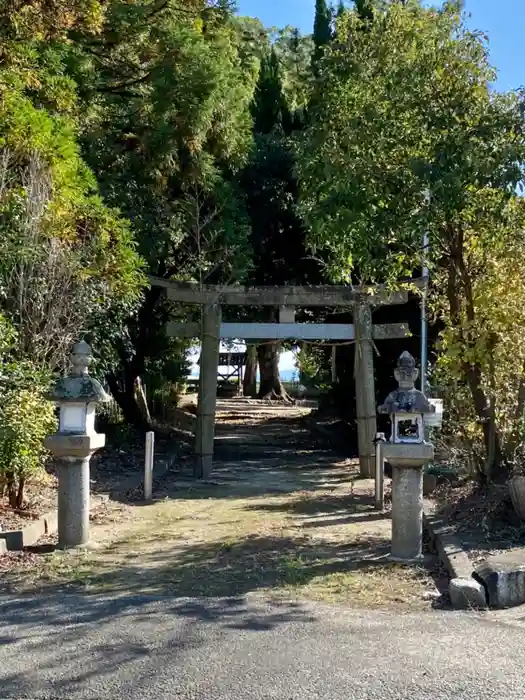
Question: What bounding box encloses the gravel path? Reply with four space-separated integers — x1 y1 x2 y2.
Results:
1 592 525 699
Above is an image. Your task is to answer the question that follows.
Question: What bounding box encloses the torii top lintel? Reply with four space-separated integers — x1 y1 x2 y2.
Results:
149 277 426 308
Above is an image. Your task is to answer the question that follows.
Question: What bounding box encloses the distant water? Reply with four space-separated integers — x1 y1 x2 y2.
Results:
280 369 298 382
190 368 299 381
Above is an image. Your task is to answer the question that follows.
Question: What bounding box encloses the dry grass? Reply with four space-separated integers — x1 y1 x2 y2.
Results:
1 484 436 609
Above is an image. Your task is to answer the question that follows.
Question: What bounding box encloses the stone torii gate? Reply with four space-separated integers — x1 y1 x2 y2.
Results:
151 278 421 479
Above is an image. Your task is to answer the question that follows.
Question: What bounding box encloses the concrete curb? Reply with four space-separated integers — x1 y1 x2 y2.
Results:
423 503 473 579
423 501 487 609
0 494 109 551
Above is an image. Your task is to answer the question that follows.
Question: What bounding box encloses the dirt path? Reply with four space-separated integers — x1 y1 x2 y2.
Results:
1 400 441 609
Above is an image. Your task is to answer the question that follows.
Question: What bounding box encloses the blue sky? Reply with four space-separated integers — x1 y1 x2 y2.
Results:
237 0 525 91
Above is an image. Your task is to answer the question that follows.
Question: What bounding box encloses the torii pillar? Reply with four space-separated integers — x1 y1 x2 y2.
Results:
354 303 377 478
194 304 221 478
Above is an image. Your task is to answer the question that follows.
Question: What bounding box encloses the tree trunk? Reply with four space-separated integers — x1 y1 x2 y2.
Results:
107 367 151 431
105 285 164 431
6 471 19 510
507 359 525 461
6 472 15 509
257 342 291 401
16 476 25 510
134 376 152 426
243 344 258 397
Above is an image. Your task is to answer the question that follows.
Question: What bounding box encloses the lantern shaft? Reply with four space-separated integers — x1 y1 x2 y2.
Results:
57 457 90 548
391 465 424 561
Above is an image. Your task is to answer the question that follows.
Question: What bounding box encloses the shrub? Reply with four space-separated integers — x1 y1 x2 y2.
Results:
0 373 56 509
0 317 56 509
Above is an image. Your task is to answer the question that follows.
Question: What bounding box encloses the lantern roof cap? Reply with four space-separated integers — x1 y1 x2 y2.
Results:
46 340 110 404
378 351 435 415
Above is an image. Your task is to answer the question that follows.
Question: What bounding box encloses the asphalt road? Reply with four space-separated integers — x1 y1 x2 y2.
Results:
1 592 525 699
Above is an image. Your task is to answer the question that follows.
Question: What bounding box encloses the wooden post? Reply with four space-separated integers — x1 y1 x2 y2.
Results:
194 304 221 478
331 345 337 383
354 304 377 478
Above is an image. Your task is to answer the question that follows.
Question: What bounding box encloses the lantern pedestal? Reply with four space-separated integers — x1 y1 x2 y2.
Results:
383 443 434 562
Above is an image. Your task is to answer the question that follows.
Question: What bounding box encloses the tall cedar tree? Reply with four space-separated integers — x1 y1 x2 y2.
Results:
251 49 292 134
313 0 333 70
242 47 322 399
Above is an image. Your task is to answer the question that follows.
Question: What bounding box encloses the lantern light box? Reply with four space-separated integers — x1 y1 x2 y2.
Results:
59 402 96 435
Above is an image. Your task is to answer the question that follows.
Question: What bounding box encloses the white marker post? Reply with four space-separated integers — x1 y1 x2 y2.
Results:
144 431 155 501
374 432 386 511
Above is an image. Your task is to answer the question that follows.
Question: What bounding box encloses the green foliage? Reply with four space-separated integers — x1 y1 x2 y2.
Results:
297 1 525 476
0 0 104 119
242 133 322 287
0 136 145 370
0 0 146 473
242 34 324 289
0 0 145 376
0 385 56 507
63 1 260 424
0 316 56 508
77 3 258 284
298 3 524 282
233 15 271 64
1 0 104 40
353 0 375 21
295 345 322 381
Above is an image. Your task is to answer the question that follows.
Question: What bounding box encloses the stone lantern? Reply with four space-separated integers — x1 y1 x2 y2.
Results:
45 341 109 548
378 351 435 562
